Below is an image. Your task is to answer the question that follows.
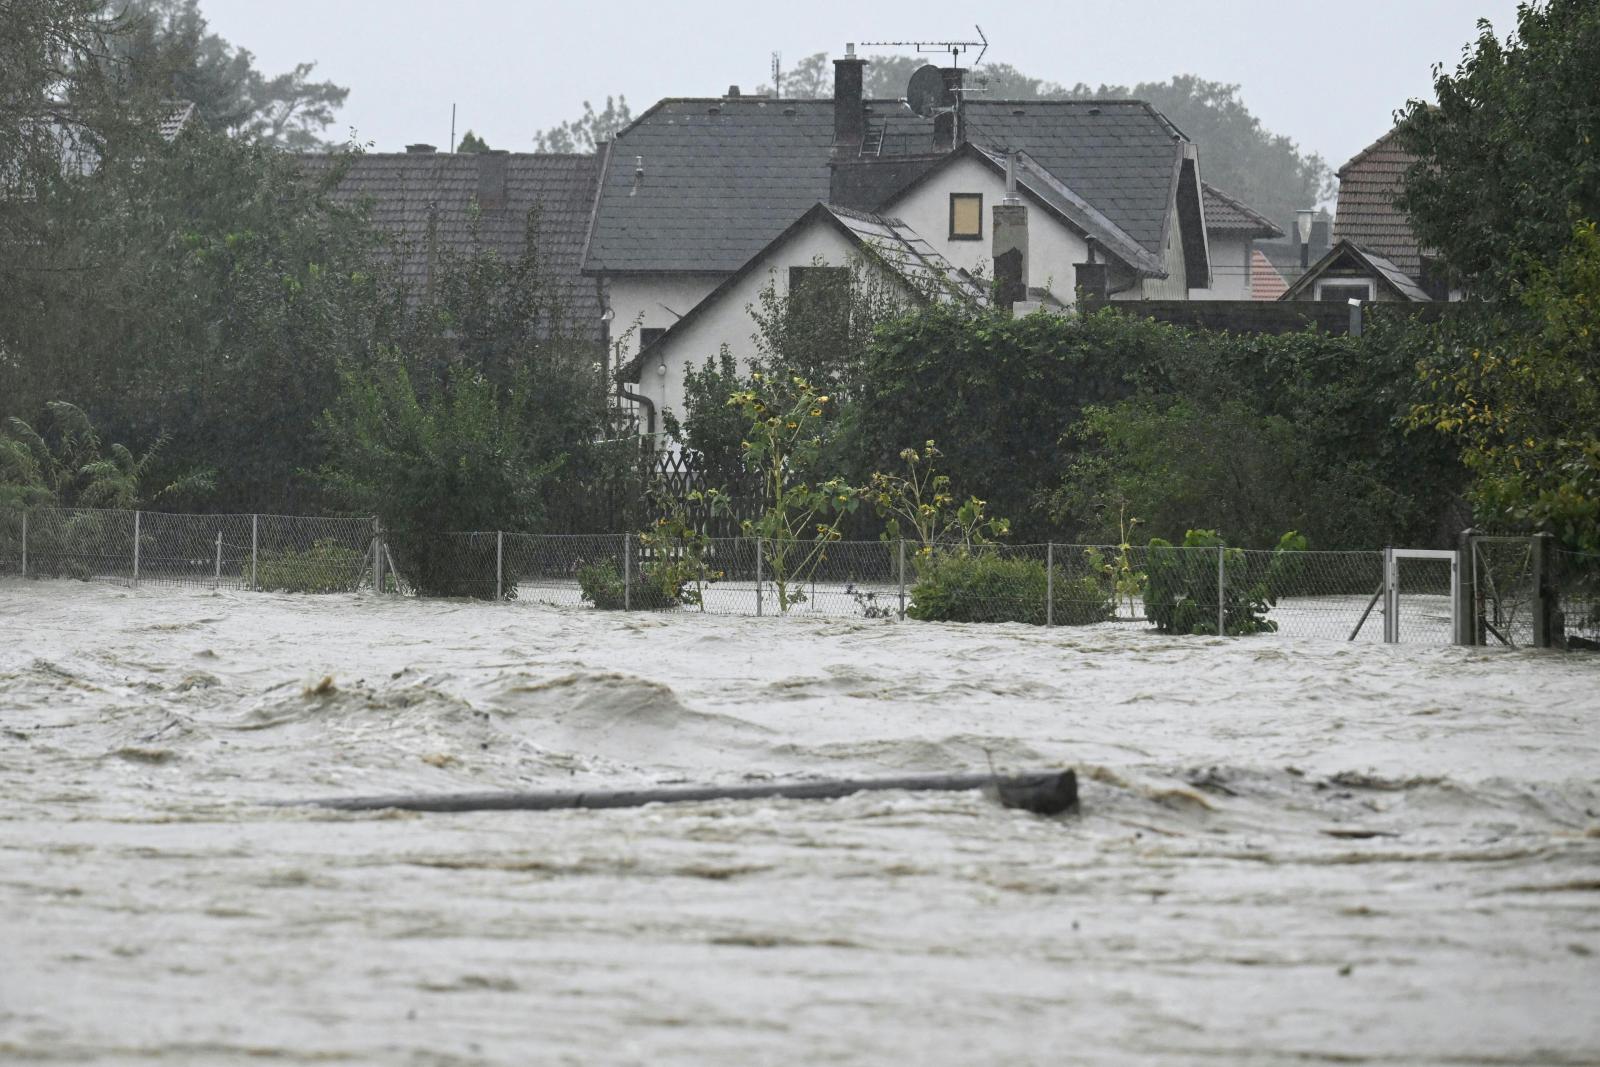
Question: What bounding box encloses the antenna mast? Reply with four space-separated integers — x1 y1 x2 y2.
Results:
858 23 988 71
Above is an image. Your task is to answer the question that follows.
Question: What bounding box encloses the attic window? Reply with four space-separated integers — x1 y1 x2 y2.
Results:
949 193 983 241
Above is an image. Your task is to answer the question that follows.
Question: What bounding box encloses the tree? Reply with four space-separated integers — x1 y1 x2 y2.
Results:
1411 221 1600 551
455 129 489 153
1396 0 1600 296
109 0 349 149
532 96 631 153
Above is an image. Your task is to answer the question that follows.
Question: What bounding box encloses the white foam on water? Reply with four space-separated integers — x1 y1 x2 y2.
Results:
1 579 1597 1065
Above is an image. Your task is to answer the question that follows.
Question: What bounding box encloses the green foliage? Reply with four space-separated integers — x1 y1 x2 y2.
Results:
1411 221 1600 551
455 130 490 153
859 302 1465 547
576 559 682 611
636 492 726 610
255 539 364 594
907 551 1112 626
730 373 859 612
318 359 564 598
1142 530 1277 637
867 440 1008 553
0 401 212 510
672 347 755 489
1396 0 1600 296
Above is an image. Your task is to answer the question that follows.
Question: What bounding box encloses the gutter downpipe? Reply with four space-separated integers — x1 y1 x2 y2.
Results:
596 274 657 439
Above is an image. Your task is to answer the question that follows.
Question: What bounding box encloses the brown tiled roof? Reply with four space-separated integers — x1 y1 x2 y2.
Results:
1333 129 1424 279
1250 249 1287 300
298 150 603 339
1202 182 1283 238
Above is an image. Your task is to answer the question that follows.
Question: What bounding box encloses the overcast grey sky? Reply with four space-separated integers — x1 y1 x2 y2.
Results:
199 0 1523 170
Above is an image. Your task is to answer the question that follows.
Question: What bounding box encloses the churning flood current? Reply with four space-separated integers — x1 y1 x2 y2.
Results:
1 580 1598 1065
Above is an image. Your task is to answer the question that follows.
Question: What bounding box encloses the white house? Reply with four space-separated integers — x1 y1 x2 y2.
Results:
579 48 1242 438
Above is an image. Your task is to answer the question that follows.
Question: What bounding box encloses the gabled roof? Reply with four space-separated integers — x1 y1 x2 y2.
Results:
1249 249 1288 300
584 97 1191 276
1333 128 1424 279
298 150 603 335
1279 239 1431 302
618 201 981 383
1202 182 1284 238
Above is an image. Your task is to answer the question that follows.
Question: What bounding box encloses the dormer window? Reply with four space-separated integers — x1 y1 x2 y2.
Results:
949 193 983 240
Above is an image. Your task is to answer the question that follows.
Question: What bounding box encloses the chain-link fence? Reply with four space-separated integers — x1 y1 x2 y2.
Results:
5 505 1598 651
1551 548 1600 649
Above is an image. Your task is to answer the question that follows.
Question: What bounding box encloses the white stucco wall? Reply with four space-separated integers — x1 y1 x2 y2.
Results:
1189 235 1251 300
634 223 891 427
886 156 1090 302
604 273 724 368
1131 186 1189 300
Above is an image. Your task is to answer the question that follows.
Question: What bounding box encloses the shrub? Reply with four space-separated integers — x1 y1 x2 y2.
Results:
907 551 1112 626
1143 530 1277 636
255 539 366 594
577 560 683 610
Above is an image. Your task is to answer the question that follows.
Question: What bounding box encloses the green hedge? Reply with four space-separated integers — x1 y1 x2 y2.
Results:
907 552 1112 625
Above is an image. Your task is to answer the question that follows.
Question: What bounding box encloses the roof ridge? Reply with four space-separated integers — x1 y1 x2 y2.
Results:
1338 127 1411 176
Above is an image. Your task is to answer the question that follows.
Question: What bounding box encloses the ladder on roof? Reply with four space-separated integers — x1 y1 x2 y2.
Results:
862 121 886 158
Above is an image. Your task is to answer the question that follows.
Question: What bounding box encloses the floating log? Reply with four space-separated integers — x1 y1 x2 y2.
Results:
294 769 1078 817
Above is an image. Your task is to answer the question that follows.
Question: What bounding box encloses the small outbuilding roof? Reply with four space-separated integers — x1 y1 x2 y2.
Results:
1279 239 1431 302
1202 182 1284 238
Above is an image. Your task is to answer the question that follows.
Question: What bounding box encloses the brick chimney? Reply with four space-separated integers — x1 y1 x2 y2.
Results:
405 143 436 154
992 152 1028 311
833 44 866 156
476 149 509 212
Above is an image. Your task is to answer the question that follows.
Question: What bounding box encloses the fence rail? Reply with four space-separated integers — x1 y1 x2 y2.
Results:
3 507 1596 649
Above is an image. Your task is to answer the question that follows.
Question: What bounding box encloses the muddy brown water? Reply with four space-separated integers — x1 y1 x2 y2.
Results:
2 580 1598 1065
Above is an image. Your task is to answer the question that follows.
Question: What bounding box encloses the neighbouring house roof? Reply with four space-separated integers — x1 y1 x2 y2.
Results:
1250 249 1288 300
1202 182 1284 238
1333 129 1425 279
583 97 1194 276
298 150 604 336
618 201 982 383
1279 239 1431 302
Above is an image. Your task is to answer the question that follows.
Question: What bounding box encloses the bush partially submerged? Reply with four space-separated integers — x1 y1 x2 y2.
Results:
255 539 365 594
908 551 1112 626
577 560 684 610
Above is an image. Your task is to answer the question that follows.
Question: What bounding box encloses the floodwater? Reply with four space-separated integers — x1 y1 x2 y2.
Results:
1 579 1597 1065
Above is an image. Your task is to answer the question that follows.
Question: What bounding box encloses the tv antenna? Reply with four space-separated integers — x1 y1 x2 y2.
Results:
858 24 988 70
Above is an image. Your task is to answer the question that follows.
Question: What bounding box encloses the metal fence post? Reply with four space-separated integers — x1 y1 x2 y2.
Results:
896 537 908 620
132 510 141 586
372 517 382 594
1531 532 1551 649
213 530 222 591
1046 542 1055 627
19 511 26 578
496 530 504 602
1454 529 1477 645
250 514 258 591
1383 547 1397 643
755 537 763 617
1216 545 1226 636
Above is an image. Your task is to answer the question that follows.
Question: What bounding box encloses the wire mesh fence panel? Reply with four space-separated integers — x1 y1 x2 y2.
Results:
1234 549 1387 641
505 534 626 608
751 538 900 619
135 512 254 589
0 508 22 576
255 515 375 594
16 508 137 584
1392 554 1457 644
1469 537 1538 648
683 537 760 616
1551 548 1600 648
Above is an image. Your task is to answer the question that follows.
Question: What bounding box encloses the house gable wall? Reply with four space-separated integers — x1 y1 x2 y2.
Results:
604 273 725 371
886 155 1090 302
1190 234 1252 300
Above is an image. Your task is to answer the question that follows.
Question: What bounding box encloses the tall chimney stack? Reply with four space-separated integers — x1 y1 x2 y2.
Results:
992 152 1028 312
833 44 866 156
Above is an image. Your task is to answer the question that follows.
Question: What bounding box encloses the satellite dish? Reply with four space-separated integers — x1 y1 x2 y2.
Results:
906 65 945 118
